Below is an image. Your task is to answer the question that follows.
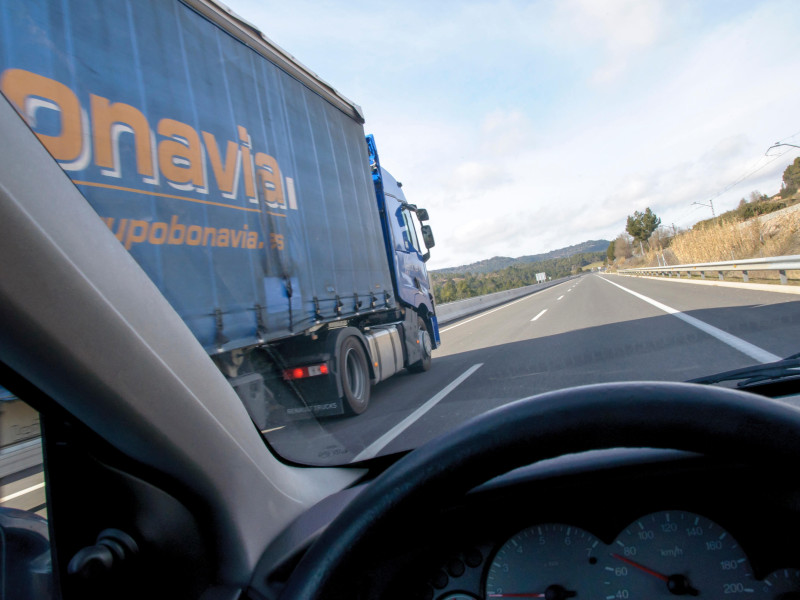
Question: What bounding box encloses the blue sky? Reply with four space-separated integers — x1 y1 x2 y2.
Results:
224 0 800 269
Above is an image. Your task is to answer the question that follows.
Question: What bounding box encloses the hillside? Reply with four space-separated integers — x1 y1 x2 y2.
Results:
430 243 607 303
433 239 610 275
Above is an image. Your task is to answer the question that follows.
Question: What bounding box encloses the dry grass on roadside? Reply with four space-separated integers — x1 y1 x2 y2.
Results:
643 210 800 283
612 208 800 284
670 213 800 264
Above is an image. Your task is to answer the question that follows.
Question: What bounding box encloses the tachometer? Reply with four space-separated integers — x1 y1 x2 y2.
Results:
485 523 604 599
606 510 755 599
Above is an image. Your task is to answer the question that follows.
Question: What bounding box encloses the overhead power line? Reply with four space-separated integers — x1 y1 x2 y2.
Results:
679 131 800 226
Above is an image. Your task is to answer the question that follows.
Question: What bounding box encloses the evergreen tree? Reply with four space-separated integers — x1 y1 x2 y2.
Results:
626 208 661 245
782 158 800 196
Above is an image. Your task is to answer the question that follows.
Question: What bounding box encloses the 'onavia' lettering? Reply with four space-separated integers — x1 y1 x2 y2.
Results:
101 215 265 251
0 68 292 209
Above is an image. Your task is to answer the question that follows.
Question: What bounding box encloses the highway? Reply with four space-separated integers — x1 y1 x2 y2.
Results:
3 273 800 508
0 439 46 516
267 273 800 464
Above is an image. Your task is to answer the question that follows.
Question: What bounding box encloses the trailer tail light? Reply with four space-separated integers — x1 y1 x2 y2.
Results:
283 363 330 380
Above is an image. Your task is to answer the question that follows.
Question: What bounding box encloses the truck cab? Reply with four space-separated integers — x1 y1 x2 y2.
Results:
367 135 440 351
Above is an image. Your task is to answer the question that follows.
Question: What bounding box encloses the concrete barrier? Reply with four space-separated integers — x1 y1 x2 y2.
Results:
436 275 579 325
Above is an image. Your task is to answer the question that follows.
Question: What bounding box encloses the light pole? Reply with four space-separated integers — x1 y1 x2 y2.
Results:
766 142 800 154
692 199 715 218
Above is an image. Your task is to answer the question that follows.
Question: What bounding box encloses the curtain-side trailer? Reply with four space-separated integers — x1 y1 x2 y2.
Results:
0 0 440 419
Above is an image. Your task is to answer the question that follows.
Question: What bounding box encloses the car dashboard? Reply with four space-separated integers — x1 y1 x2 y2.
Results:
255 447 800 600
399 450 800 600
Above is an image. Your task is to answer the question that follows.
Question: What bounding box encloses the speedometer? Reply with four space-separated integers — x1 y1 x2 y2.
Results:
761 568 800 599
605 510 755 599
485 523 604 599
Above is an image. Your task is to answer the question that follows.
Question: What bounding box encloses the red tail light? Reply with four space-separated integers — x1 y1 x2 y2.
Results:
283 363 329 380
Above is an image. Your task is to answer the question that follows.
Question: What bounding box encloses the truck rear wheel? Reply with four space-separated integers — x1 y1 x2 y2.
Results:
407 316 432 373
340 337 370 415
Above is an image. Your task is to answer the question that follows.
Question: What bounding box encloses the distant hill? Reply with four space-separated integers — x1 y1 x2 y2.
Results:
433 239 610 275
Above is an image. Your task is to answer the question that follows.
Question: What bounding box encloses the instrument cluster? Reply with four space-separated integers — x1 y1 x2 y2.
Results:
427 510 800 600
399 456 800 600
483 511 790 600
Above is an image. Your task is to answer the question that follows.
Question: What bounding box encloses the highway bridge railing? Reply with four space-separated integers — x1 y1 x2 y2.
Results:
618 255 800 285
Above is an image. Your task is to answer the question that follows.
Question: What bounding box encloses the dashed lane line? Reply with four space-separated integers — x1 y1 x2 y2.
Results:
440 282 570 333
351 363 484 462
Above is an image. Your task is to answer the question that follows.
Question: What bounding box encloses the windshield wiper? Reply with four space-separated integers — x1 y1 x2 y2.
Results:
688 353 800 388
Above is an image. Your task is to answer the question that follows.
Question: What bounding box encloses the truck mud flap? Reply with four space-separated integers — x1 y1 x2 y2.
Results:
229 362 344 427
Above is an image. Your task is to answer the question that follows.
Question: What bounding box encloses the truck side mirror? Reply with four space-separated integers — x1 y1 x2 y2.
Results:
415 208 430 222
420 225 435 249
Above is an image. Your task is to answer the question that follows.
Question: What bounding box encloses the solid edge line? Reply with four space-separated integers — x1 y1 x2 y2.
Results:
0 481 45 503
531 309 547 322
440 281 570 333
598 276 781 364
615 273 800 296
351 363 484 462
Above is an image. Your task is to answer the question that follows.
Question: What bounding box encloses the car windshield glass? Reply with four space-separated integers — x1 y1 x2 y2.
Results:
1 0 799 467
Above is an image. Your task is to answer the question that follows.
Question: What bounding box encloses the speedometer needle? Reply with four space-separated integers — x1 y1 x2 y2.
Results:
611 554 699 596
487 595 545 598
489 585 577 599
611 553 668 581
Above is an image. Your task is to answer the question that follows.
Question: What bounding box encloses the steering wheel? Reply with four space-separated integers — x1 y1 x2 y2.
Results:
277 381 800 599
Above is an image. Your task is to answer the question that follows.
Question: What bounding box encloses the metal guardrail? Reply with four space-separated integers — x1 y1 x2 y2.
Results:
618 255 800 284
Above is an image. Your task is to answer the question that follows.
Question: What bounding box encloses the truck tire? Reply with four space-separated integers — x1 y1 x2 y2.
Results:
407 316 432 373
340 336 370 415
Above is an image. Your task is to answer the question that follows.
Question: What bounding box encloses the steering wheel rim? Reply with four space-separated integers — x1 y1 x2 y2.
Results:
277 381 800 599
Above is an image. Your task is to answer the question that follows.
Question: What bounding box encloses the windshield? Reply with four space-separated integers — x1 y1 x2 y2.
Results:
1 0 799 467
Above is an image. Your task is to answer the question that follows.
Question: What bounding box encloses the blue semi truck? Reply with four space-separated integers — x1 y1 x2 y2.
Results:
0 0 440 419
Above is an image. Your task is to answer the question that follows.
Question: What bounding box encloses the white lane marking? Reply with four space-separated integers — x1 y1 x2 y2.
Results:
0 482 44 503
558 295 564 300
531 309 548 322
600 277 781 363
351 363 483 462
260 426 285 434
440 284 568 333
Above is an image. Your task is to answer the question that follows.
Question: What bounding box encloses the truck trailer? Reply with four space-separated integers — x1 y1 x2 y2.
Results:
0 0 440 420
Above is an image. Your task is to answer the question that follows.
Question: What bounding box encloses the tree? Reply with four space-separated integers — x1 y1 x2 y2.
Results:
440 278 456 303
626 208 661 245
614 234 633 259
648 226 672 249
606 240 616 262
782 158 800 196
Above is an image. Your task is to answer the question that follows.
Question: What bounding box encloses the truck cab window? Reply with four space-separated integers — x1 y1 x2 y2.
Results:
402 209 421 253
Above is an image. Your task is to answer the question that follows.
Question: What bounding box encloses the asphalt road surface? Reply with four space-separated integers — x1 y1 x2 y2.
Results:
4 273 800 508
267 273 800 465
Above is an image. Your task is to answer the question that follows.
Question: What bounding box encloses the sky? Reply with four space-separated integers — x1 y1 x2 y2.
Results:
223 0 800 269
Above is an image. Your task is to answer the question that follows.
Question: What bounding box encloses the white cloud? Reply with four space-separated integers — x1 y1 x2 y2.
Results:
225 0 800 269
480 109 535 156
554 0 666 84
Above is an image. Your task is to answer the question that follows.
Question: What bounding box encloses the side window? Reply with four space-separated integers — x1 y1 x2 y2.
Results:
402 209 421 253
0 385 53 599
